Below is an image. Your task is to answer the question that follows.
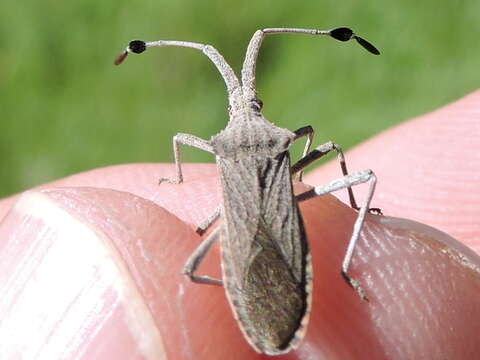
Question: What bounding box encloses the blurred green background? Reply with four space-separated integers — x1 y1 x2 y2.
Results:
1 1 478 198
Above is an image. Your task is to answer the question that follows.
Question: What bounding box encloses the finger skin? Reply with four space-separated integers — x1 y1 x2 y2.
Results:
0 163 221 226
1 170 479 360
1 92 480 359
306 90 480 254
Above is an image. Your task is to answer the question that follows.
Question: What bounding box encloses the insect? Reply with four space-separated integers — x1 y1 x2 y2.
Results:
115 27 380 355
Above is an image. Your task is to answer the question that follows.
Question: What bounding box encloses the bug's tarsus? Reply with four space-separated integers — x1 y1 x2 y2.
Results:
183 227 224 286
157 133 214 185
183 271 223 286
158 176 182 185
342 271 369 301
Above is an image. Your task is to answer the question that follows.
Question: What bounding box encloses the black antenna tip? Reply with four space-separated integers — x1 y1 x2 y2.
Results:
329 27 354 41
329 27 381 55
354 36 381 55
128 40 147 54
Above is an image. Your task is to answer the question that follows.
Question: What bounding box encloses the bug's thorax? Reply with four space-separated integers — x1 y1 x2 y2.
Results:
212 88 296 159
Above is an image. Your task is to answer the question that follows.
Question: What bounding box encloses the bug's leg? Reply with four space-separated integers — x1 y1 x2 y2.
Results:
159 133 214 185
196 206 221 236
291 140 363 210
291 140 381 214
292 126 315 182
183 226 223 286
296 169 377 300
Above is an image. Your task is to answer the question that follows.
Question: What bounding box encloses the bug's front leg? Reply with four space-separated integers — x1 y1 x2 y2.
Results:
296 169 377 301
159 133 214 185
183 226 223 286
291 125 315 182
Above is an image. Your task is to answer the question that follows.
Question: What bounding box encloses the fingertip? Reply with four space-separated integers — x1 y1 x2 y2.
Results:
0 163 221 228
0 188 191 359
306 91 480 252
299 194 480 359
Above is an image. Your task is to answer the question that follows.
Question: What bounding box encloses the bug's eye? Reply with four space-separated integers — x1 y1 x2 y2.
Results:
251 97 263 111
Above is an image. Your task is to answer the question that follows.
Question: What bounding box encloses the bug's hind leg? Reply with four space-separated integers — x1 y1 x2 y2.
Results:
296 169 377 301
183 226 223 286
291 139 356 210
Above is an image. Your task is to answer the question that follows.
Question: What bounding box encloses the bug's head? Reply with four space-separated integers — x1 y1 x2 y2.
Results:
114 40 147 65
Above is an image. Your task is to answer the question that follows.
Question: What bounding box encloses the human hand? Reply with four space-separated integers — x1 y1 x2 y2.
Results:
1 92 479 360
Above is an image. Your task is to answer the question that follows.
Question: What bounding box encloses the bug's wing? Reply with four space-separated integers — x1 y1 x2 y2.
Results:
236 221 308 353
259 153 308 283
219 153 312 353
219 153 307 284
219 157 262 283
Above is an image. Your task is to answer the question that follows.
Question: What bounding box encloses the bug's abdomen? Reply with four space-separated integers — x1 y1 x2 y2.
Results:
219 154 312 353
222 222 310 355
243 231 307 351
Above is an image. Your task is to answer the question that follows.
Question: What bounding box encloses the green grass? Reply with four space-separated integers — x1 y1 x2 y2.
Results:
1 1 478 197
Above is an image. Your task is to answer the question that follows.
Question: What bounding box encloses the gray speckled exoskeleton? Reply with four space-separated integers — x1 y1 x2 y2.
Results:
115 27 381 356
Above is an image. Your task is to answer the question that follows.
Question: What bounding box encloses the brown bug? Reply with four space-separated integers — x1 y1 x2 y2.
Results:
115 27 380 355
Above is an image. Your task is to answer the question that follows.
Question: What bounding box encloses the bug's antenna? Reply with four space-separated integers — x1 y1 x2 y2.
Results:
242 27 380 93
329 27 380 55
114 40 147 66
114 51 128 65
114 39 240 96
